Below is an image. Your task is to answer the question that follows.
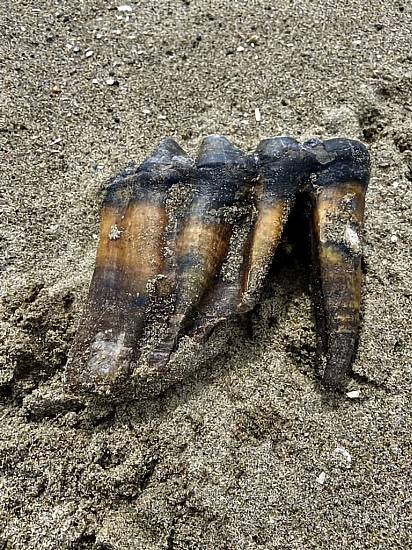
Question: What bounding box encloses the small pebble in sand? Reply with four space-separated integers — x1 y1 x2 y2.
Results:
247 35 259 46
316 471 327 485
255 108 261 122
390 234 398 243
118 5 133 11
85 50 94 58
237 46 245 52
346 390 361 399
333 447 352 467
106 78 119 86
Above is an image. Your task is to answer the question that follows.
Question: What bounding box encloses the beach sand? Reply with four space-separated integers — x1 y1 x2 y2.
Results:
0 1 411 548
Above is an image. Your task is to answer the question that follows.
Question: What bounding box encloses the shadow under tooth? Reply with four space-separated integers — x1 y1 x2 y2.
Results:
149 135 253 365
65 139 192 393
238 137 315 312
305 138 370 389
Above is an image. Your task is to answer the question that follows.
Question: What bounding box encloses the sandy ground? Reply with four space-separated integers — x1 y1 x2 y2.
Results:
1 1 411 548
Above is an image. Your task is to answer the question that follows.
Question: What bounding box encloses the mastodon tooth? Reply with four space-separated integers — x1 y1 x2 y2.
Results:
304 138 370 389
149 135 253 364
238 137 315 312
65 138 192 392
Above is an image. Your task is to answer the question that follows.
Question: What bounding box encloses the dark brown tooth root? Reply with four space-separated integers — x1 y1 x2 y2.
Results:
65 138 192 391
304 138 370 389
239 137 315 312
150 135 253 363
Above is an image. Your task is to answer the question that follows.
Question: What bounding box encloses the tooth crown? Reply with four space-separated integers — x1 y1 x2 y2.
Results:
66 134 370 397
305 138 370 389
304 138 370 188
256 136 316 200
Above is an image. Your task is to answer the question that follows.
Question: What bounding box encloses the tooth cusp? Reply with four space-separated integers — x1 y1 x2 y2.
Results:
66 139 193 393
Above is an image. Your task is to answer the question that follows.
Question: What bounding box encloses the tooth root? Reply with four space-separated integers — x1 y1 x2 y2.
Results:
239 200 289 312
66 139 192 392
306 138 370 389
186 214 254 341
239 137 312 312
149 135 253 365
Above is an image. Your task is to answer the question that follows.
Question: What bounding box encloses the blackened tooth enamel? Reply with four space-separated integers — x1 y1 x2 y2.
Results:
148 134 254 366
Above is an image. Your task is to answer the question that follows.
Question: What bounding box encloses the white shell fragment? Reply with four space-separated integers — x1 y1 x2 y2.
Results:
118 5 133 11
255 108 261 122
333 446 352 467
109 225 122 240
316 471 326 485
344 224 360 253
346 389 361 399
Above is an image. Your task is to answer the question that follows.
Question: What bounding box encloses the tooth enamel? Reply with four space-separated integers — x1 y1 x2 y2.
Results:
307 137 370 389
66 138 193 394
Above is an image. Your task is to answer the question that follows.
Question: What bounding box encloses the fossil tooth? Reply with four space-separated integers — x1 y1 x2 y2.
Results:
305 138 370 389
64 132 372 400
149 135 254 364
65 138 192 392
238 137 314 312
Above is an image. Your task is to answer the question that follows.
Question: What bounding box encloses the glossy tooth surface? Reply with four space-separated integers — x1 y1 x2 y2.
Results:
238 137 314 312
149 135 253 363
186 212 254 342
66 139 192 392
305 138 370 389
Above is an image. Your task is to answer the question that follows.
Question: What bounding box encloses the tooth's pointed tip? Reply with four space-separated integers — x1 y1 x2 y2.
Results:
256 136 300 157
157 137 188 158
197 134 244 166
143 138 189 167
320 354 353 391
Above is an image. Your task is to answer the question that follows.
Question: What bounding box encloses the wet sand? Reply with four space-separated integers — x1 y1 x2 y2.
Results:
1 1 411 548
